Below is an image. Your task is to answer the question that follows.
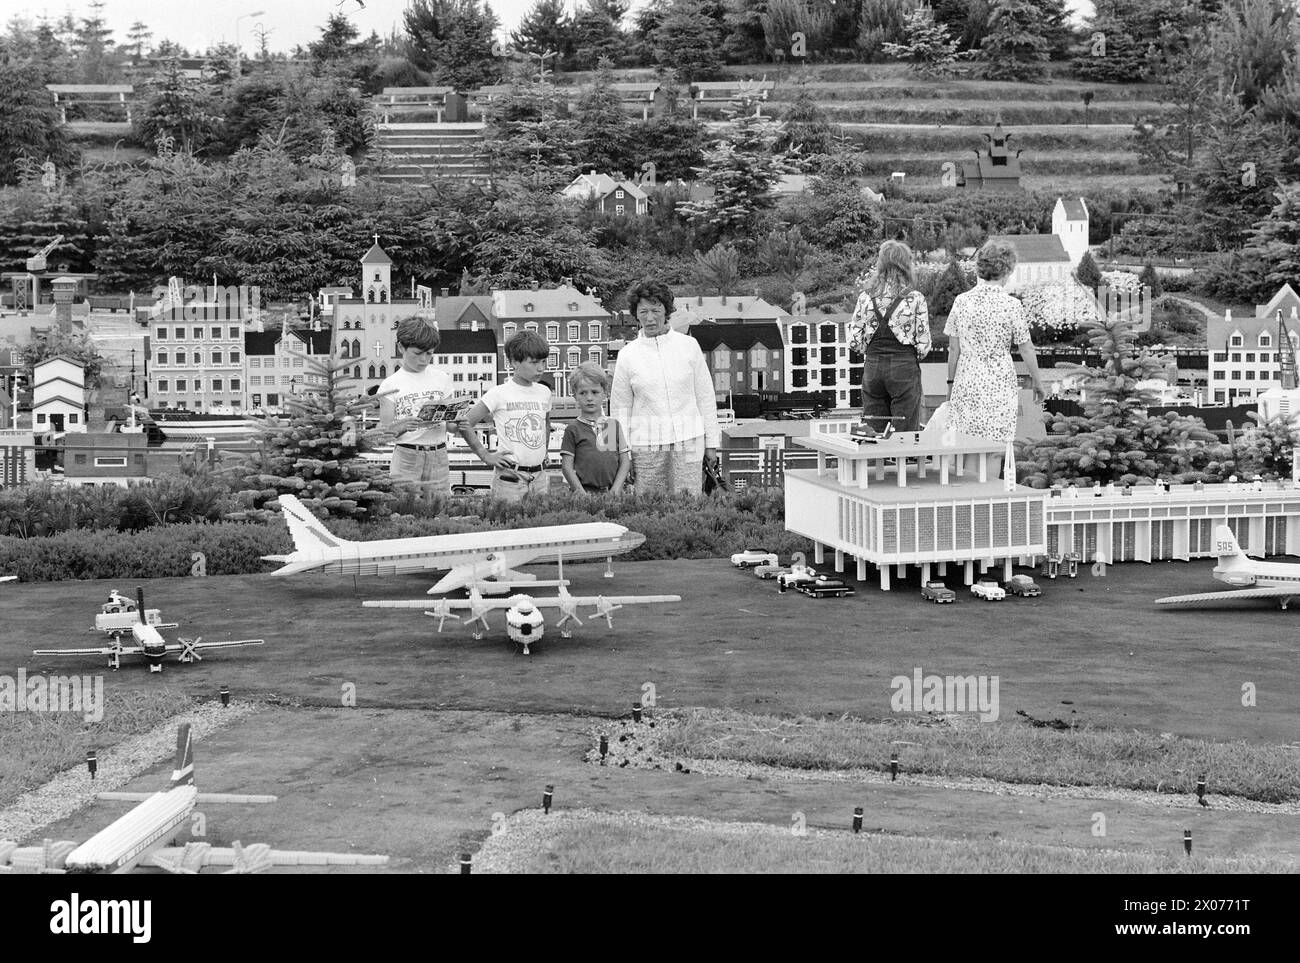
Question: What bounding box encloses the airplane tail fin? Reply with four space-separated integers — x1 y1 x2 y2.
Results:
1213 525 1251 565
171 724 195 787
270 494 349 564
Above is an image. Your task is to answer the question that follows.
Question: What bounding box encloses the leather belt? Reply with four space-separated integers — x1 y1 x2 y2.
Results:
396 442 447 451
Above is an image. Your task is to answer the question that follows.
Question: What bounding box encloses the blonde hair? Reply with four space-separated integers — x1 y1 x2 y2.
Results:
570 361 610 394
864 239 916 300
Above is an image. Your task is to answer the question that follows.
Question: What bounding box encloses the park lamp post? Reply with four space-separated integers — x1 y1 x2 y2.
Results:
234 10 265 74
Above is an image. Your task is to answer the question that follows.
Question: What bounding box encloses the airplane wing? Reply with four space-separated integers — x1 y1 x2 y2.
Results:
362 599 513 611
529 594 683 607
1154 586 1300 607
33 644 142 657
162 639 266 652
145 841 388 874
0 576 16 583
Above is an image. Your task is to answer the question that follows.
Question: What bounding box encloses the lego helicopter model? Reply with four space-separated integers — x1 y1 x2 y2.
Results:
32 587 265 672
364 581 680 655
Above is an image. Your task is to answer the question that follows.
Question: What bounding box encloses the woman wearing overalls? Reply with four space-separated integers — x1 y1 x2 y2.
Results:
849 241 931 431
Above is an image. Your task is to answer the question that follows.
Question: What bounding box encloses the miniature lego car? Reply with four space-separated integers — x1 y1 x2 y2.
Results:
776 566 819 592
798 576 855 598
1006 574 1041 597
754 564 788 580
731 548 779 569
1062 552 1081 578
921 581 956 603
970 579 1006 601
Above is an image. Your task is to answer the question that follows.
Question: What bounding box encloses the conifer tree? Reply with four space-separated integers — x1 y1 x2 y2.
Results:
225 355 393 521
928 258 973 317
1074 250 1102 291
881 4 961 76
512 0 576 68
1240 181 1300 295
978 0 1050 80
653 0 723 83
1138 262 1163 298
574 58 636 176
1016 316 1223 486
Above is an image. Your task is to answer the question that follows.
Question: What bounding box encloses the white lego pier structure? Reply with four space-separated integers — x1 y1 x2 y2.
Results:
786 419 1047 589
1045 481 1300 561
786 418 1300 590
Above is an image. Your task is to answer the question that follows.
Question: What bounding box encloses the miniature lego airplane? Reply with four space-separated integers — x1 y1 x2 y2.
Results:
0 575 15 583
0 725 389 874
1156 525 1300 609
264 493 646 594
362 583 681 654
32 587 265 672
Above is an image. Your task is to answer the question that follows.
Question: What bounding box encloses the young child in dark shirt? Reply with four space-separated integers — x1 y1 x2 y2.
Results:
561 362 631 494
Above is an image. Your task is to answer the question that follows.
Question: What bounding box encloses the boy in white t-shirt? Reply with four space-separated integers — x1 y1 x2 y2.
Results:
377 316 455 495
459 331 553 503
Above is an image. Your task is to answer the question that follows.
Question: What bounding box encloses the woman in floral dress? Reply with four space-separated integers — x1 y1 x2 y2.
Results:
944 239 1046 459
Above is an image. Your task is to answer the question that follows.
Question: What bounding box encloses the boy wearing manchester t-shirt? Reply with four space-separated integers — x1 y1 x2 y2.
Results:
459 331 553 503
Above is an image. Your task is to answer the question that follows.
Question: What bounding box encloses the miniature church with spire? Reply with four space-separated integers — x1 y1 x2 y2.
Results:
329 237 432 395
958 122 1023 192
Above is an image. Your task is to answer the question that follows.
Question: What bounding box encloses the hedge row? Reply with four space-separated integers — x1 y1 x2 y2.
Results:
0 489 812 582
818 102 1166 126
768 82 1163 105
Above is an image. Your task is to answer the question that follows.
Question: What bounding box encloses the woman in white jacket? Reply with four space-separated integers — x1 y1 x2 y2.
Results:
610 279 721 496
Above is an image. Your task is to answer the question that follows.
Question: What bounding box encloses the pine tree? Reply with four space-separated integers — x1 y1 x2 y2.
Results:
978 0 1050 80
653 0 724 84
572 0 630 69
404 0 501 90
135 58 220 154
0 61 74 186
676 100 802 236
127 21 153 61
1240 181 1300 295
694 242 742 295
224 355 394 521
1016 316 1224 486
881 4 961 77
512 0 576 68
1074 250 1102 291
574 58 636 176
775 81 835 156
928 258 973 317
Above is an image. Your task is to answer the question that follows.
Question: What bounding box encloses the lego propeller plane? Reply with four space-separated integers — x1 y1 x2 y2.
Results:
263 493 646 595
32 587 265 672
1156 525 1300 609
0 725 389 874
363 578 681 655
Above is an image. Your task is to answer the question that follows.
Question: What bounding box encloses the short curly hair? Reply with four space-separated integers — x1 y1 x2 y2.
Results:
626 279 675 319
975 239 1018 281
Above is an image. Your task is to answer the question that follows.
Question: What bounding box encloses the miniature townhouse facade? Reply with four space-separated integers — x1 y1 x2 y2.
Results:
434 328 498 397
688 322 785 399
777 311 863 410
492 284 613 397
559 173 649 215
1206 285 1300 404
787 418 1300 591
245 328 334 411
32 356 87 434
149 309 245 411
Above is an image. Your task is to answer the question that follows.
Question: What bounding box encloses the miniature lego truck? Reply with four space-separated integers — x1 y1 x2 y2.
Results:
95 608 165 634
799 576 855 598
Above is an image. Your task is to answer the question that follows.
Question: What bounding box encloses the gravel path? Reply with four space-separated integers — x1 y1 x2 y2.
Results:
0 702 260 844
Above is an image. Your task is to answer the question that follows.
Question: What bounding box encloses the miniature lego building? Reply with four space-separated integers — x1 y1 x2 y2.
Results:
787 415 1300 589
957 122 1023 192
787 418 1047 589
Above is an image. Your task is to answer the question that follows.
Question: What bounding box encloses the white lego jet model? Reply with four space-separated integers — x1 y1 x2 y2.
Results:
1156 525 1300 609
363 582 681 654
33 588 264 672
0 575 16 583
263 493 646 595
0 725 389 874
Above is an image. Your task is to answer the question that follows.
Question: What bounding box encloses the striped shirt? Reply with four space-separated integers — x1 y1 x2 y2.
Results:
849 288 931 359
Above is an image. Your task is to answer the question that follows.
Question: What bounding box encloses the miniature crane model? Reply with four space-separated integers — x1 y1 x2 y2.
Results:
363 557 681 654
31 587 265 672
265 493 644 595
0 725 389 874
